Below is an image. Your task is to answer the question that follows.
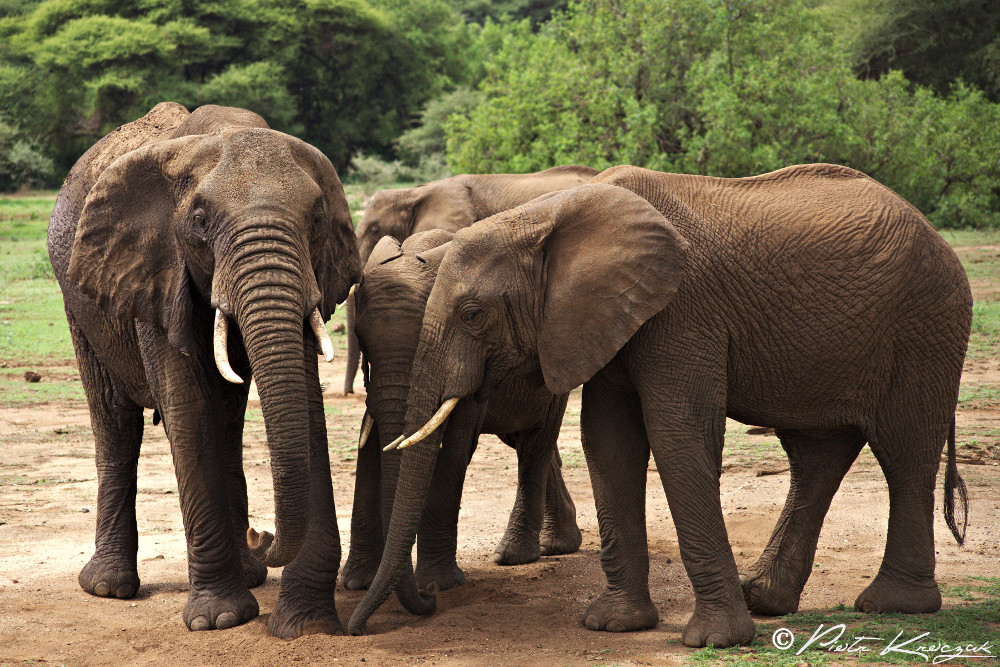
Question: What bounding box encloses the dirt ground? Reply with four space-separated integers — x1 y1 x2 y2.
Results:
2 280 999 665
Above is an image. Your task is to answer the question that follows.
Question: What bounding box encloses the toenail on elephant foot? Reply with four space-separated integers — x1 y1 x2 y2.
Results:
581 591 659 633
79 555 139 599
539 524 582 556
739 570 801 615
681 605 756 648
183 588 259 631
416 561 466 592
492 536 541 566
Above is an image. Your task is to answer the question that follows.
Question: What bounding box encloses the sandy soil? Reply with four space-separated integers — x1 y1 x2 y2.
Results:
2 314 999 665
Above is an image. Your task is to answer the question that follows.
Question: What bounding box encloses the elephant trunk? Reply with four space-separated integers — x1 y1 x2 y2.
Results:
347 353 443 634
344 293 360 394
225 228 314 568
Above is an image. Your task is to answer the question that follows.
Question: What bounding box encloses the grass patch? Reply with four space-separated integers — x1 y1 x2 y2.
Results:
693 580 1000 665
968 300 1000 360
958 384 1000 409
939 229 1000 249
0 368 85 407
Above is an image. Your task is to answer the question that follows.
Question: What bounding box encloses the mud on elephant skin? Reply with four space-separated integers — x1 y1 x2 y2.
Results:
347 165 971 647
340 231 582 594
343 164 599 394
47 102 362 637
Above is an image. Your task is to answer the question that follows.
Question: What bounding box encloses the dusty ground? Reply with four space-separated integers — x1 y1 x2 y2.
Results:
2 269 999 665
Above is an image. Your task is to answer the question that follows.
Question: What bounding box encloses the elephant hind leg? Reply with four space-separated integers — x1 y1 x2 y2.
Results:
71 318 143 600
540 447 582 557
740 427 864 615
855 416 950 614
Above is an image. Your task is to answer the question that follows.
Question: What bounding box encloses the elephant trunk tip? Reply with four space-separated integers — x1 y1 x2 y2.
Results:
246 526 296 567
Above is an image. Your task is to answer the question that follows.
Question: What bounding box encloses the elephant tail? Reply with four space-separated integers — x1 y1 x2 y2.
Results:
943 419 968 546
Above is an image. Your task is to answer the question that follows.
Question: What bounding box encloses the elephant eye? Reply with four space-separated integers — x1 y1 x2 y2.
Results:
461 307 482 324
191 208 206 228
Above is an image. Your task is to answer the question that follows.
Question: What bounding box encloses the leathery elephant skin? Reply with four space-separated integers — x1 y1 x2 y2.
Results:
347 164 972 648
47 102 362 638
343 164 600 394
341 230 582 594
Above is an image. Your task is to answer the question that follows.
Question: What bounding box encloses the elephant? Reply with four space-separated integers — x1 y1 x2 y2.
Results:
340 230 582 593
345 164 972 647
47 102 370 637
343 165 600 394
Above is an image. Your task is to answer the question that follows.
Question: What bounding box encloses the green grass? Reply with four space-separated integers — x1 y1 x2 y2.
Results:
958 384 1000 409
691 579 1000 665
0 368 85 407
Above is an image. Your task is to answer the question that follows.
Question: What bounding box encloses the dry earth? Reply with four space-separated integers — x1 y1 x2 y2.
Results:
1 274 999 665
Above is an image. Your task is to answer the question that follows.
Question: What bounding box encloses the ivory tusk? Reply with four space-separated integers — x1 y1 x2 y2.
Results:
348 283 358 300
358 412 374 449
214 309 245 384
382 434 405 452
397 398 460 450
309 308 335 362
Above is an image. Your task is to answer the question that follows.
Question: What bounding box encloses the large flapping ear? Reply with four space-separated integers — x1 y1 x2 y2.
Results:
411 180 476 235
287 137 360 319
67 141 194 334
534 183 690 395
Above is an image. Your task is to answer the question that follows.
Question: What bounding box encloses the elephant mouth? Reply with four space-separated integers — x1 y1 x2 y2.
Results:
212 306 334 384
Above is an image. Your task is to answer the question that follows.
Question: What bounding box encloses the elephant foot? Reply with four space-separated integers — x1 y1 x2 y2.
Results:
739 569 802 615
416 560 466 592
581 589 659 632
340 552 378 591
493 532 541 566
268 597 343 640
682 602 756 648
855 572 941 614
79 553 139 599
241 551 268 589
539 521 582 556
184 585 259 631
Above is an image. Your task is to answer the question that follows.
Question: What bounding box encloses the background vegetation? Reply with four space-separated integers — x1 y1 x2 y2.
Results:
1 0 998 227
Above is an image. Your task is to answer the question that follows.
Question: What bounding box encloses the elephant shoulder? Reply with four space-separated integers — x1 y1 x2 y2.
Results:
536 164 601 179
168 104 269 138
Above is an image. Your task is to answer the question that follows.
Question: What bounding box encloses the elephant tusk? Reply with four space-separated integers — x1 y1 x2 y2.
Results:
309 308 335 362
397 398 460 450
382 434 405 452
348 283 358 300
214 309 245 384
358 411 374 449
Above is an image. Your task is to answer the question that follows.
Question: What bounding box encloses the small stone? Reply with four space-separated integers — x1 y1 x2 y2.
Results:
333 323 346 334
24 371 41 383
81 507 90 513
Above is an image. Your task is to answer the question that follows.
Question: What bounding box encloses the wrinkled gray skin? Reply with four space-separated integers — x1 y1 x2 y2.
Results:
344 165 599 394
347 165 972 646
48 103 364 638
341 231 582 594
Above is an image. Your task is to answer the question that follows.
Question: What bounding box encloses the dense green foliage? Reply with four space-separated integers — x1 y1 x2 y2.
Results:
1 0 998 227
446 0 1000 227
0 0 473 174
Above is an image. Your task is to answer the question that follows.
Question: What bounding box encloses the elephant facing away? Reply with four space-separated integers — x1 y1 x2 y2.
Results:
48 103 370 637
347 164 971 647
343 165 599 394
341 230 582 593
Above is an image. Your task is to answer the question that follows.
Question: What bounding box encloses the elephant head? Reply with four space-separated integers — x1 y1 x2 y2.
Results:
66 107 361 567
346 183 689 633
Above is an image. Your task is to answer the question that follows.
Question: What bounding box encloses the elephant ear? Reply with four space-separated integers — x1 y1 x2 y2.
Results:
411 180 476 235
367 235 404 268
535 183 690 395
66 141 190 338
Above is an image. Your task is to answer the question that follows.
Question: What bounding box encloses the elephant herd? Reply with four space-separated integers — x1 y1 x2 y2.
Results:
48 103 971 647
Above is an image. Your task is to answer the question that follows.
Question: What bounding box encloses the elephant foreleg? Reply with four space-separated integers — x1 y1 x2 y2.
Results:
740 428 864 614
267 334 343 639
73 317 143 600
341 427 384 591
539 396 582 557
219 378 266 589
